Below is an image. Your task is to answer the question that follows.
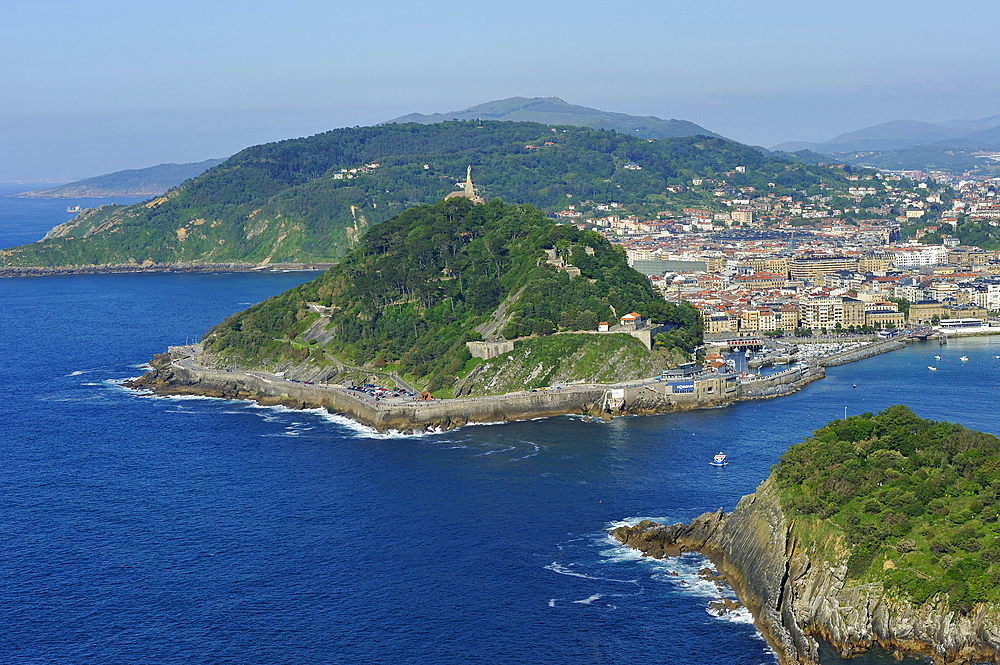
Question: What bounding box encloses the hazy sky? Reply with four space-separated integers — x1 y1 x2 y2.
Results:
3 0 999 181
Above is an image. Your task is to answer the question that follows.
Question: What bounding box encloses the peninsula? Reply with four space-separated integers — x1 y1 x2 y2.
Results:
612 406 1000 665
124 196 826 430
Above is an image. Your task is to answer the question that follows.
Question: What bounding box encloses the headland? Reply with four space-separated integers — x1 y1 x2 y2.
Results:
126 344 824 433
611 408 1000 665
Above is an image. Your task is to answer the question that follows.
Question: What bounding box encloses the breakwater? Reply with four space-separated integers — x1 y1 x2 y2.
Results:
126 347 822 432
739 365 825 400
818 338 909 367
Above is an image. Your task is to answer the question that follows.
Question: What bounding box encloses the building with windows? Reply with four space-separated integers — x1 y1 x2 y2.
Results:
790 256 859 282
800 296 866 331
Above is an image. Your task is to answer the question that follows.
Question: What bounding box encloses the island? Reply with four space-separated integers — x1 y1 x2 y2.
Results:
611 406 1000 665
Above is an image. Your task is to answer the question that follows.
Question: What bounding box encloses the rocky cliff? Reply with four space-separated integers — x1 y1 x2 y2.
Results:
611 477 1000 665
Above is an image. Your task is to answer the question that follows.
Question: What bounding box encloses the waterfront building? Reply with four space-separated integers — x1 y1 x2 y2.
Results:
800 296 865 331
908 300 945 324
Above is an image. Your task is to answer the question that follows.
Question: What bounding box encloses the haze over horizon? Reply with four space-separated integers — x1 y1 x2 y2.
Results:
3 0 998 182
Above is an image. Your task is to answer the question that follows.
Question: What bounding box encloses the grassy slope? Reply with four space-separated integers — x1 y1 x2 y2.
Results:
460 333 686 396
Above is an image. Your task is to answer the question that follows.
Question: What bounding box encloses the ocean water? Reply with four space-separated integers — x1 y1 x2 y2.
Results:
4 211 1000 663
0 182 146 248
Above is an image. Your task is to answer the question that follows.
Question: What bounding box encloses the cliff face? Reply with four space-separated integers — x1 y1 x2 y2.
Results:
611 477 1000 665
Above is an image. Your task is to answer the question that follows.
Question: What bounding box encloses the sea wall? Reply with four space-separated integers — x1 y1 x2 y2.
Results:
610 478 1000 665
739 365 825 400
819 338 907 367
128 349 827 432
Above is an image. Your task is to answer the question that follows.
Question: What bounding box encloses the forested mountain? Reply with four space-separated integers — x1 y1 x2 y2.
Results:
2 121 853 269
204 197 701 394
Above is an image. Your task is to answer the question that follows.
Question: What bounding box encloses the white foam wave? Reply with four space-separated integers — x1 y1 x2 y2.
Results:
511 441 543 461
544 562 637 585
462 420 508 428
312 409 442 439
109 376 142 386
711 605 755 624
598 540 647 565
479 444 516 456
572 593 603 605
605 516 673 530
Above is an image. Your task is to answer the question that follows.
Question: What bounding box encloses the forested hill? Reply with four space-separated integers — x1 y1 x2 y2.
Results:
776 405 1000 613
2 121 851 269
203 197 701 394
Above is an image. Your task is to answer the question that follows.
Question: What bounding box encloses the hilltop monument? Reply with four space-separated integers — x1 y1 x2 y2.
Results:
445 166 485 204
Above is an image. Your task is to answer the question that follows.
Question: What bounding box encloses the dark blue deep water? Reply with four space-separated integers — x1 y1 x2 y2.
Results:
0 182 145 248
4 221 1000 664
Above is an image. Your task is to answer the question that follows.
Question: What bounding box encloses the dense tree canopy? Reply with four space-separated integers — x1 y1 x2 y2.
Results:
4 121 862 268
204 198 701 391
776 406 1000 613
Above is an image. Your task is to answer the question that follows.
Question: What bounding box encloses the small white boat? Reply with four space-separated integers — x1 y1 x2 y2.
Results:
711 452 728 467
934 355 941 360
928 366 937 371
960 356 969 362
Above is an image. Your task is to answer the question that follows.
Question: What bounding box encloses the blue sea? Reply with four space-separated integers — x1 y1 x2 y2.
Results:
3 195 1000 664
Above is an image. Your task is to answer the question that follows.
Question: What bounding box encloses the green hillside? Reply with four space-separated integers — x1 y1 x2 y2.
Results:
776 405 1000 613
202 197 700 394
2 121 861 268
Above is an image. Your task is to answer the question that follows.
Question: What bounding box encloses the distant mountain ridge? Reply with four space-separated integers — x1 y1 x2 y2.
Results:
772 114 1000 154
387 96 722 140
19 159 224 199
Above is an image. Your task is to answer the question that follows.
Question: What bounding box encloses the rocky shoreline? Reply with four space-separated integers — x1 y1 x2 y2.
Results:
611 478 1000 665
0 261 334 278
124 346 824 433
